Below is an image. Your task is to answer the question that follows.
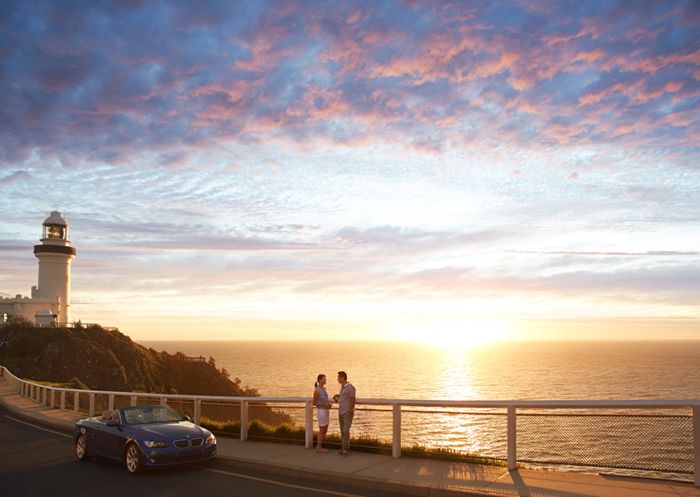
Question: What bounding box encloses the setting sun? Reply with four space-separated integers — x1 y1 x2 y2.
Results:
393 319 513 348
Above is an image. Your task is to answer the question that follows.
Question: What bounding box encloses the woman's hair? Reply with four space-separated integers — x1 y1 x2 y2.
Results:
315 373 326 388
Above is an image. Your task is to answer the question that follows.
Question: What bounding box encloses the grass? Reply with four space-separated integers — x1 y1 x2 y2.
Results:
199 417 505 467
28 380 73 387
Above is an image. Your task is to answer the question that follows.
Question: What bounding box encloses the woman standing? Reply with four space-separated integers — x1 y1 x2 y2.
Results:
312 374 332 453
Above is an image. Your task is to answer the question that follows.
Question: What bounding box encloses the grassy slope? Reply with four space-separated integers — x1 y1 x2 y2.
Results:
0 321 253 395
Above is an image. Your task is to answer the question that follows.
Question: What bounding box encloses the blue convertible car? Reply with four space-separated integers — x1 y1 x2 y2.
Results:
74 405 217 474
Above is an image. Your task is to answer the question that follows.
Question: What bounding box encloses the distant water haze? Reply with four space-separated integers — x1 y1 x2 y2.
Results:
140 341 700 400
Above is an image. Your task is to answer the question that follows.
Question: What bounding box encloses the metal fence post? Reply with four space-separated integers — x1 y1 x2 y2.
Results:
160 396 167 406
694 405 700 487
60 391 66 410
130 395 138 407
108 394 114 411
194 399 201 425
89 393 95 417
74 392 80 414
392 403 402 458
507 406 517 471
305 400 313 449
241 401 248 441
49 389 55 408
42 387 47 405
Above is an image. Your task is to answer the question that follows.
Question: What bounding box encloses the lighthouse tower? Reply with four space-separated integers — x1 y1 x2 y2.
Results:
32 211 76 325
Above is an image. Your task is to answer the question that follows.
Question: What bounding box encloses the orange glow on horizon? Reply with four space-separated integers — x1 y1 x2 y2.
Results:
391 319 514 348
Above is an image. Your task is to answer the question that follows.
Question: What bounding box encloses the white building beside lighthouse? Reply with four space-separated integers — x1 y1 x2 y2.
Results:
0 211 77 326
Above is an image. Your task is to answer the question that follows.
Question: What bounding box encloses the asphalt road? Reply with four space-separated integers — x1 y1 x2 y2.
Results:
0 406 413 497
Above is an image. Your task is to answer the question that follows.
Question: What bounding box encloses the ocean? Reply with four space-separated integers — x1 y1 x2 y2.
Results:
139 340 700 401
140 340 700 479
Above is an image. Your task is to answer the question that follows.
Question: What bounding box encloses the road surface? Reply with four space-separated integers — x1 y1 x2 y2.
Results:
0 405 413 497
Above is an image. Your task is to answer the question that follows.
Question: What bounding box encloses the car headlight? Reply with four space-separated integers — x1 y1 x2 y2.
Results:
206 434 217 445
143 440 169 448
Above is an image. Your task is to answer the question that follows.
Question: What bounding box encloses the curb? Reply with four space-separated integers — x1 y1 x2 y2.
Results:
212 456 493 497
0 393 76 435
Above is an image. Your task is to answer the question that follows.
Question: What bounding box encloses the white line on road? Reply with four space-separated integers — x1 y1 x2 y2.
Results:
199 466 369 497
5 415 72 439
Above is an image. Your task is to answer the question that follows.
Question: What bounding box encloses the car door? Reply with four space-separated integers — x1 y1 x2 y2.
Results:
99 410 126 461
87 419 110 457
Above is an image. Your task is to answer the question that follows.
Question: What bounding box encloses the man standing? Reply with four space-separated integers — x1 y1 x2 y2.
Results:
333 371 356 456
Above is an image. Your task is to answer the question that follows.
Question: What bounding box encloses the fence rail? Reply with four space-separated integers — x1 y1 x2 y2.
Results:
1 365 698 485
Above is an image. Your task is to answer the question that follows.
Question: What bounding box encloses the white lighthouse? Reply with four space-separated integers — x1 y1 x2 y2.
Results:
0 211 77 326
32 211 76 324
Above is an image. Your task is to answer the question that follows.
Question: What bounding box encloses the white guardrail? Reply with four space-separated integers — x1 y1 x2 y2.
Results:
1 365 699 485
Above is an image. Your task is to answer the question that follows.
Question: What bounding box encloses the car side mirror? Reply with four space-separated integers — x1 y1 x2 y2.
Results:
106 419 121 428
181 415 191 422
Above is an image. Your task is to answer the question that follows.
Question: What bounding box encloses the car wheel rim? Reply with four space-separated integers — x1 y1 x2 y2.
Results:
76 435 86 458
126 446 139 472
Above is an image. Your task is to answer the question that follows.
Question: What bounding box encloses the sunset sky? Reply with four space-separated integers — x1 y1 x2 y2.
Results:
1 1 698 342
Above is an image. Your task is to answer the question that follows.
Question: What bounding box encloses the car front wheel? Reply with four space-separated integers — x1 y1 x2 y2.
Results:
124 442 142 474
75 434 90 461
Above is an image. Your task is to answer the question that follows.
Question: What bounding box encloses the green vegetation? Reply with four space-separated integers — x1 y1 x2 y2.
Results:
200 417 505 467
0 320 256 396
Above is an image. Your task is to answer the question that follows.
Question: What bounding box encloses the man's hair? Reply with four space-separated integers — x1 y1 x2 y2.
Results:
337 371 347 381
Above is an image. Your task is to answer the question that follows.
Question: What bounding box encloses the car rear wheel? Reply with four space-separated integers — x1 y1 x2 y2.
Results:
124 442 142 474
75 434 90 461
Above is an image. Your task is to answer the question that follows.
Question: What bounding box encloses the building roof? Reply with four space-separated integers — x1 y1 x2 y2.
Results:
43 210 68 226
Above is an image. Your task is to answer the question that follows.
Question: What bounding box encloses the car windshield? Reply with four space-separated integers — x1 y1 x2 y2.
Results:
123 405 184 425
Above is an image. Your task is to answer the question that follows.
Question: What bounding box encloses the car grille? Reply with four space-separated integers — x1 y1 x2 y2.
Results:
174 438 203 448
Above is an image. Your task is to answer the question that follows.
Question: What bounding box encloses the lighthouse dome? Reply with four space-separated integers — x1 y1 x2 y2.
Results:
43 211 68 226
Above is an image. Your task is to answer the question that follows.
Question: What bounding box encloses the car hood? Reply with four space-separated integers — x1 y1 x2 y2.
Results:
134 422 206 439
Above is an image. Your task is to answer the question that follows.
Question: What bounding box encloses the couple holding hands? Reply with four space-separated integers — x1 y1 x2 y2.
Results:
312 371 356 455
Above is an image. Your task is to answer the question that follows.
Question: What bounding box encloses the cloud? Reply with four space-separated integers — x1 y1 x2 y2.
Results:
333 226 511 254
0 170 32 184
1 0 698 163
511 250 699 257
0 1 697 333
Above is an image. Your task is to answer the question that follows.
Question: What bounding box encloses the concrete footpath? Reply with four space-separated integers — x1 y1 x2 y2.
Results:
1 377 698 497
